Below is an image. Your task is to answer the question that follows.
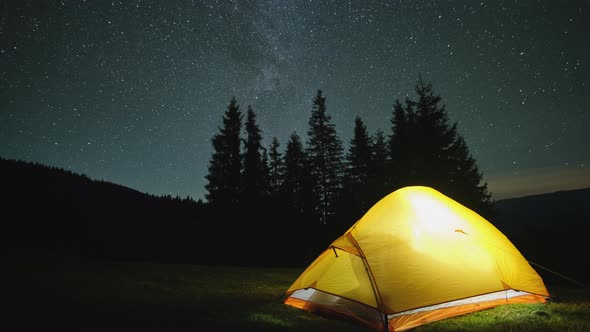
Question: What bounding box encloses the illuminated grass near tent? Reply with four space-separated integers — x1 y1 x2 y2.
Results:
4 256 589 331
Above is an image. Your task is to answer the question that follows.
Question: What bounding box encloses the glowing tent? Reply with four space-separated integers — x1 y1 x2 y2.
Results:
284 186 549 331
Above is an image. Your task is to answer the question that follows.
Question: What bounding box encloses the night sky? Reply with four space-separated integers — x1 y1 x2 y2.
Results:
1 0 589 201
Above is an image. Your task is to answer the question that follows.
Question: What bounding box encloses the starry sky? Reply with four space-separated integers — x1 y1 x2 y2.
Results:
1 0 589 201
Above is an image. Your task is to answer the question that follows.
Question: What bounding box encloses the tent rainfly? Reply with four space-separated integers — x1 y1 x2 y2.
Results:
284 186 550 332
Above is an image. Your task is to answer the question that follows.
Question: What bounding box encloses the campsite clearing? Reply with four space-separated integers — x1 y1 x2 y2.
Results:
4 255 589 332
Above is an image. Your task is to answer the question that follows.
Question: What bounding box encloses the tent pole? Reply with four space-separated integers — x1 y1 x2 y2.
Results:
347 233 389 332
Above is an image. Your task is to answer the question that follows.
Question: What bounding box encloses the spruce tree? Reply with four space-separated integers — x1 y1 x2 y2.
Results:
389 98 416 187
340 116 374 221
412 76 457 188
282 131 318 262
390 77 493 216
368 128 390 202
268 137 284 195
260 146 271 194
241 106 269 205
306 90 344 225
346 116 372 186
282 132 310 213
205 97 243 207
371 129 388 169
447 134 494 216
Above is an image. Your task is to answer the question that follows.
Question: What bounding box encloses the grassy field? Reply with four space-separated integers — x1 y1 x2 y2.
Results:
4 255 589 332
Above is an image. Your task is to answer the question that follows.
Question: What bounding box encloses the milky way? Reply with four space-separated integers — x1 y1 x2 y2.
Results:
1 0 588 200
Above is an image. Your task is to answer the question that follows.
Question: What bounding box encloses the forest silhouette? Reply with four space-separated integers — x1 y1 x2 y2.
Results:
201 77 494 263
3 78 587 281
2 78 486 266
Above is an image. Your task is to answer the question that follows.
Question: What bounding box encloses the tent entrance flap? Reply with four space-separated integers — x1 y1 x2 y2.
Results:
286 288 385 331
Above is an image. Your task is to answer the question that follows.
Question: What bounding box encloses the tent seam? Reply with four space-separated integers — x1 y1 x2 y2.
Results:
348 232 389 332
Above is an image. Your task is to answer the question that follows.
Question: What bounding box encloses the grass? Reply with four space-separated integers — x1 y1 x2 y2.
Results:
4 255 589 332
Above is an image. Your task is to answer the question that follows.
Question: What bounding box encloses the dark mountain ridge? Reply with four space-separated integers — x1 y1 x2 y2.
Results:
493 188 589 287
1 157 207 263
494 187 589 227
1 157 197 207
2 156 587 285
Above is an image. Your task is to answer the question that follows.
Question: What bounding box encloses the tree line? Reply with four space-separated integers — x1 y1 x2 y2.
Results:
2 77 496 267
203 77 495 265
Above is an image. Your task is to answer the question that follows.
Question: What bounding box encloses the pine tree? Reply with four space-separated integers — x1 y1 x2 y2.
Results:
241 106 269 205
371 129 388 175
346 116 372 186
368 128 390 201
389 97 416 187
412 76 457 188
389 99 408 160
282 132 309 213
306 90 344 225
447 134 494 216
260 146 271 193
390 76 493 216
268 137 284 195
339 116 374 228
282 131 318 262
205 97 243 207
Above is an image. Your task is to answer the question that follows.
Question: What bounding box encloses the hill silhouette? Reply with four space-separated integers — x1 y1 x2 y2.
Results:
0 157 302 267
3 156 588 285
1 157 207 263
494 188 590 287
1 157 168 207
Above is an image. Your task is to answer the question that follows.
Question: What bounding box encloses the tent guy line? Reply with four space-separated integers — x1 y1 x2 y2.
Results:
527 260 587 288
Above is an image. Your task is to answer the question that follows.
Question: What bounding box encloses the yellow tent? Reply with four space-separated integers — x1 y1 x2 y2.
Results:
284 186 549 331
